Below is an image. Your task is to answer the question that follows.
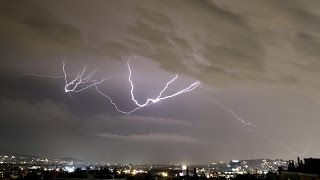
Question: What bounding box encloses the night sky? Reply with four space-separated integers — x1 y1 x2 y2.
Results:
1 0 320 164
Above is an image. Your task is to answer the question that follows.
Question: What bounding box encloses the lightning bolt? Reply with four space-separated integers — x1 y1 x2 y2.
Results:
127 60 200 107
62 61 110 93
16 58 200 114
94 59 200 114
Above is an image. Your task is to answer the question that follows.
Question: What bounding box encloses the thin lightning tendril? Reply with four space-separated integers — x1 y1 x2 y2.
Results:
213 99 309 157
248 129 310 157
195 90 310 157
208 99 253 126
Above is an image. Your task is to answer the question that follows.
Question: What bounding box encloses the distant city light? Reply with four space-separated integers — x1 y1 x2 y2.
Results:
65 166 75 173
182 165 187 170
162 172 168 177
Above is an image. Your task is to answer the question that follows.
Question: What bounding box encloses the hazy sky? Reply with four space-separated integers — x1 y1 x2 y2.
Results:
1 0 320 164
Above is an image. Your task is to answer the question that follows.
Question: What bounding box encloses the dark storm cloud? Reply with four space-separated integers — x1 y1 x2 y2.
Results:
280 76 300 85
136 7 177 31
116 0 320 90
98 41 132 60
0 0 92 77
97 133 202 144
0 97 79 157
201 40 263 72
193 0 249 27
86 111 202 137
114 0 267 86
295 32 320 59
0 98 73 122
0 96 207 159
120 115 194 127
271 1 320 72
0 96 197 137
127 21 189 72
0 0 82 49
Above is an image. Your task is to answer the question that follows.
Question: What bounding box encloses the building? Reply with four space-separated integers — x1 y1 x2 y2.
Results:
277 157 320 180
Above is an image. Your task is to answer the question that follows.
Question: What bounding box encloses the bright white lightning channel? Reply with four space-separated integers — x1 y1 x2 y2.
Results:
94 60 201 114
127 61 200 107
62 61 110 93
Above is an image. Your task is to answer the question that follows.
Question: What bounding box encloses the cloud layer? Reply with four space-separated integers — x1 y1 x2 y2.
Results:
97 133 202 144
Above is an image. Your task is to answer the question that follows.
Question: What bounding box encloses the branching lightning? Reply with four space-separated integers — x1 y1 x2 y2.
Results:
94 59 200 114
127 60 200 107
16 59 200 114
62 61 110 93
